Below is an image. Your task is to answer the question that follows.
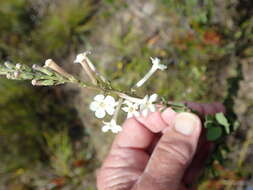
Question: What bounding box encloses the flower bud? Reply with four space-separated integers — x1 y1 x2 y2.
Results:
4 61 15 69
44 59 73 80
33 64 53 76
31 79 37 86
20 73 34 80
31 79 55 86
6 73 12 79
15 63 22 70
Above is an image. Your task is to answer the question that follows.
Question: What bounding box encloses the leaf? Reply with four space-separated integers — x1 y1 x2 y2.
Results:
215 113 230 134
207 127 222 141
205 115 213 121
204 120 213 128
204 115 215 128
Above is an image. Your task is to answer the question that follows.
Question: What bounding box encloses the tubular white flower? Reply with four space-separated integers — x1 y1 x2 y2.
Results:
122 100 140 118
74 51 99 84
150 57 167 71
74 51 98 71
44 59 73 80
4 61 13 69
140 93 158 117
102 119 122 133
74 51 108 83
74 52 93 69
89 94 118 119
136 57 167 87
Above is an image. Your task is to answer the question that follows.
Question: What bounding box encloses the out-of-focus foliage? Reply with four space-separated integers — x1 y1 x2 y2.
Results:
0 0 97 189
0 0 253 189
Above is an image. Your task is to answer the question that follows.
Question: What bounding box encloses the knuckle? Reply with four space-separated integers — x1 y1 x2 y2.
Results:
156 138 193 167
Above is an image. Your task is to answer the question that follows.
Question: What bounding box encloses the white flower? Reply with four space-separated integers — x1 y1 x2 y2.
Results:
136 57 167 87
122 100 140 118
74 51 96 70
74 53 87 64
102 119 122 133
89 94 117 118
150 57 167 71
140 93 158 117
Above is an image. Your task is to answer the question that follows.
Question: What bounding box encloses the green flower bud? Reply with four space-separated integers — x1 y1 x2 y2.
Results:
32 64 53 76
4 61 15 69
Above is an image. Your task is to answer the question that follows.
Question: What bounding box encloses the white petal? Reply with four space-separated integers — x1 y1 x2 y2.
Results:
110 119 117 126
102 125 110 132
142 109 149 117
143 95 149 102
74 54 85 63
149 105 156 112
89 102 99 111
106 106 115 115
140 104 146 111
149 94 158 102
123 100 133 107
95 109 106 118
112 125 122 133
94 94 105 102
150 57 160 65
133 103 140 110
122 107 129 113
157 64 167 70
133 111 140 117
104 96 116 105
127 112 133 118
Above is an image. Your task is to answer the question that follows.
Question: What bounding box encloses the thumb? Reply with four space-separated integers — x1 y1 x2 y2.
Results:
133 112 201 190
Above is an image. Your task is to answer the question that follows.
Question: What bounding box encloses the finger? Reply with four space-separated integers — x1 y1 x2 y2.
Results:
134 112 202 190
183 137 214 186
185 102 225 116
97 109 177 190
135 108 177 133
185 102 204 115
135 110 172 133
182 102 225 186
212 102 226 113
97 118 152 190
161 107 178 129
113 117 155 149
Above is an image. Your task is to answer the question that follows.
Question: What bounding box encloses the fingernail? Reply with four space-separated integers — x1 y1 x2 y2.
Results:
174 113 198 136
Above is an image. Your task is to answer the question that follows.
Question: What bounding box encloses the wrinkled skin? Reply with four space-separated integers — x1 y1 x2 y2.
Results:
97 103 225 190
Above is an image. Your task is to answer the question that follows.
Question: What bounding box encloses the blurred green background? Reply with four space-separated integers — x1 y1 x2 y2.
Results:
0 0 253 189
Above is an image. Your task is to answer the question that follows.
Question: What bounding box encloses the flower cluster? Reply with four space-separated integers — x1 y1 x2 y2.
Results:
1 53 167 134
89 93 158 133
84 55 167 133
89 94 118 119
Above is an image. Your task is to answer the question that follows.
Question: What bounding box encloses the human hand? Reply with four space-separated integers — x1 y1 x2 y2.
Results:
97 103 225 190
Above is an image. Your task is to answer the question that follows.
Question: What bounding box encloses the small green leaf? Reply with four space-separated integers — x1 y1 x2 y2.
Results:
205 115 213 121
204 120 213 128
20 73 34 80
40 80 55 86
215 113 230 134
172 107 185 113
207 127 222 141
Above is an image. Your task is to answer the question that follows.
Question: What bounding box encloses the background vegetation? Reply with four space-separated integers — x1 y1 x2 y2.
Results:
0 0 252 189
